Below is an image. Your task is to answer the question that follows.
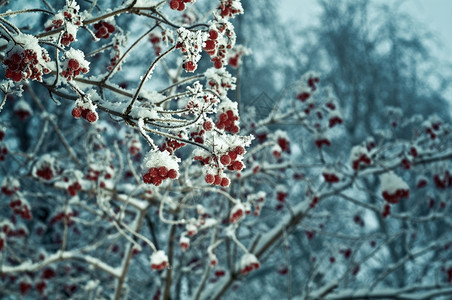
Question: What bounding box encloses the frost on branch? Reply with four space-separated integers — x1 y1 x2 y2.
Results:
176 28 207 72
380 172 410 204
44 0 84 46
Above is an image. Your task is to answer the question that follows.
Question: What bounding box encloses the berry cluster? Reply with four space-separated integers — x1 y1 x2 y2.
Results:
94 21 115 39
61 58 88 80
161 137 186 155
36 165 54 181
179 235 190 251
49 210 76 226
204 173 230 187
14 100 33 120
216 109 239 133
0 143 7 161
72 106 98 123
433 171 452 189
129 139 142 156
67 181 82 196
149 32 163 56
150 250 168 271
169 0 195 11
240 253 260 275
322 170 340 183
350 146 371 170
229 203 244 223
329 113 343 128
61 32 75 46
143 166 178 186
9 196 32 220
219 0 244 18
382 189 410 204
315 137 331 149
4 47 50 82
1 177 20 196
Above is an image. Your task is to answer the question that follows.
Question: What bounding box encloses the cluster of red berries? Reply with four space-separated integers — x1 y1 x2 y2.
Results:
1 181 19 196
400 158 411 170
179 236 190 251
61 32 75 46
0 144 7 161
229 203 244 223
45 19 63 31
203 120 214 131
67 181 82 196
433 171 452 189
49 210 76 226
207 77 233 96
4 49 50 82
94 21 115 39
189 129 205 144
351 153 371 170
169 0 194 11
108 40 122 71
222 146 245 170
85 167 102 181
72 106 98 123
219 0 243 18
19 281 32 296
61 58 88 80
143 166 178 186
129 139 142 156
315 137 331 149
161 138 185 155
9 197 32 220
307 76 319 90
150 250 169 271
297 92 310 102
382 188 410 204
205 173 230 187
329 115 343 128
323 171 340 183
277 137 291 154
416 176 428 189
149 32 162 56
204 29 218 55
240 254 260 275
276 190 288 202
36 165 54 181
216 109 239 133
425 122 441 140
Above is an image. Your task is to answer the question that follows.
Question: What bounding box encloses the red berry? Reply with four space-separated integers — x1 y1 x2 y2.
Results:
220 154 231 166
158 166 168 178
167 169 178 179
184 61 196 72
209 30 219 40
220 177 230 187
234 146 245 155
205 174 214 184
72 107 82 118
203 121 213 131
232 161 243 171
170 0 179 9
214 175 221 185
86 111 97 123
